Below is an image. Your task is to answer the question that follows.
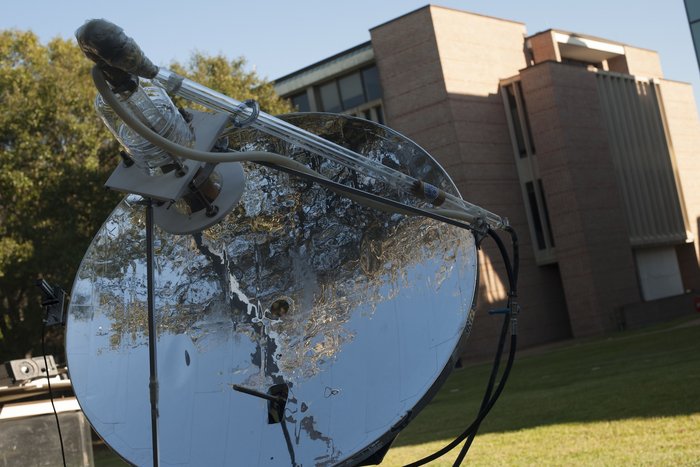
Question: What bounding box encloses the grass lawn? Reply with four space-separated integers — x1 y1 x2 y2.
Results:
381 317 700 466
92 317 700 466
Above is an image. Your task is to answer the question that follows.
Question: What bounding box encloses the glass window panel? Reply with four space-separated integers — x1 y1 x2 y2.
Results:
537 179 555 247
319 82 342 112
339 73 365 109
516 82 536 155
506 85 527 157
290 92 310 112
526 181 546 250
362 66 382 101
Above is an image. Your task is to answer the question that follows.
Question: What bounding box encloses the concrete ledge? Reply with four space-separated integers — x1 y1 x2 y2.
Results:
620 291 700 330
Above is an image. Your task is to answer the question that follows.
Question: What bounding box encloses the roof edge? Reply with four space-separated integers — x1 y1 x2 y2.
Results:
369 4 525 31
274 41 372 84
527 28 659 54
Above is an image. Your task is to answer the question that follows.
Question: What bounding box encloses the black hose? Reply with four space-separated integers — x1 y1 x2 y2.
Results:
453 227 519 465
404 334 517 466
257 158 522 466
405 226 519 467
255 161 521 465
93 62 521 464
42 321 67 467
453 312 510 465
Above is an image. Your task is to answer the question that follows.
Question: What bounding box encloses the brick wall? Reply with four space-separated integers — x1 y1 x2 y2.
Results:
658 79 700 289
608 46 664 78
528 30 560 64
520 62 641 336
371 6 572 357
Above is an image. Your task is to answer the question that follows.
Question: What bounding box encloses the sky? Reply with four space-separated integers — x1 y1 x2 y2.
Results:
2 1 698 101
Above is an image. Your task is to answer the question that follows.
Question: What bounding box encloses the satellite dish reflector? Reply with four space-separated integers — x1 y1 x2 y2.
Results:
66 114 478 466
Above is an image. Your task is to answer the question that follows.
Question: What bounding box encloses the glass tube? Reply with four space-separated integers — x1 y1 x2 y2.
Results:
96 79 193 175
153 69 505 229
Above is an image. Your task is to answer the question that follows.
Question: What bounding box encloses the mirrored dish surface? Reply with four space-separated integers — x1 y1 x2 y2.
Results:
66 114 478 466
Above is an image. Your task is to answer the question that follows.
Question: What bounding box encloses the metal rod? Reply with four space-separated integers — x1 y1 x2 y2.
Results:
152 68 506 231
232 384 283 404
145 198 160 467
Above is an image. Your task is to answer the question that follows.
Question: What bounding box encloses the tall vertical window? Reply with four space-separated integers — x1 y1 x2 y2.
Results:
517 82 536 155
538 179 555 248
525 181 546 250
316 65 383 113
338 73 365 109
524 180 555 251
362 66 382 101
501 80 555 263
319 82 342 113
290 92 310 112
505 83 536 157
284 64 384 124
505 85 527 157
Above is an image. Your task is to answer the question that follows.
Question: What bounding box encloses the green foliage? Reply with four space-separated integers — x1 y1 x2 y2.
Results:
0 31 292 362
170 53 292 115
0 31 119 361
382 318 700 465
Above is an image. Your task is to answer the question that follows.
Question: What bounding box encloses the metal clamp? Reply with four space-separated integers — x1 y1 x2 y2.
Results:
232 99 260 128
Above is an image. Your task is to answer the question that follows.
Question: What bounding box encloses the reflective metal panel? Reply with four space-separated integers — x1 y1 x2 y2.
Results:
67 114 478 466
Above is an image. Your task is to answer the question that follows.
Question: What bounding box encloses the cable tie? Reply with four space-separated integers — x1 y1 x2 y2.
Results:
232 99 260 128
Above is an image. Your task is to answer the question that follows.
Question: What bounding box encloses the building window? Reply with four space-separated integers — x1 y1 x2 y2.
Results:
362 66 382 101
290 92 310 112
538 179 555 247
505 85 527 157
504 82 535 157
517 82 536 155
501 80 555 263
524 180 555 251
338 72 365 109
316 65 383 114
319 82 342 112
284 65 384 124
525 181 546 250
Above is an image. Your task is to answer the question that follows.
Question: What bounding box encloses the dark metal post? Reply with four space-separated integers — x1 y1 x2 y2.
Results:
145 198 160 467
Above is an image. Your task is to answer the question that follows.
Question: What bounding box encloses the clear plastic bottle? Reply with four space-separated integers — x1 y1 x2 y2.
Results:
96 79 194 175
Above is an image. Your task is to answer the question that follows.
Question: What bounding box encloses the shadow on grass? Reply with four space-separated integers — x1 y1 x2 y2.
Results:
394 317 700 448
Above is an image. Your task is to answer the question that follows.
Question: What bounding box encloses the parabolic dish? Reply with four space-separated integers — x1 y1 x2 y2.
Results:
66 114 478 466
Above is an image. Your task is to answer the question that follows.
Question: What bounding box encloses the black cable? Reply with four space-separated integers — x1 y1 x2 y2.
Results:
454 311 510 465
94 65 519 463
405 334 517 467
487 228 517 291
405 227 519 467
257 158 522 465
504 226 520 290
269 156 522 466
41 321 67 467
452 227 519 465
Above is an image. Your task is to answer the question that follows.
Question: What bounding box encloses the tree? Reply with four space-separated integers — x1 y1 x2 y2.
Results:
170 53 292 116
0 31 119 362
0 31 292 362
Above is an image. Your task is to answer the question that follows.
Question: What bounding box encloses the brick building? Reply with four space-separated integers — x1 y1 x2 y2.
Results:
274 5 700 357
